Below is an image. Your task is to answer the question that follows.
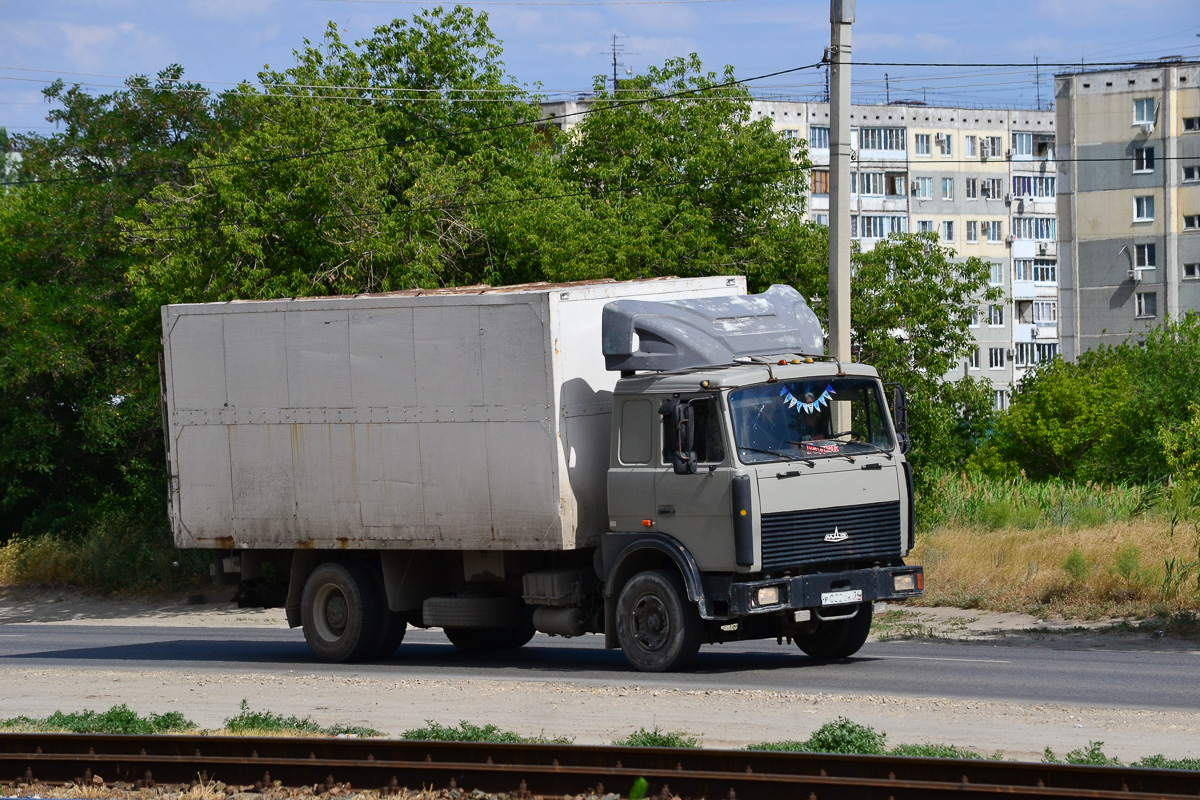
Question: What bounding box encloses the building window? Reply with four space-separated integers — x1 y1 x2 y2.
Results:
1184 263 1200 279
967 221 979 243
811 169 829 194
989 347 1006 369
810 126 830 149
813 213 829 227
912 176 932 198
914 133 931 156
1014 259 1033 281
1036 342 1059 363
982 136 1002 159
965 178 978 199
1013 176 1032 196
989 261 1003 284
1033 176 1055 198
1185 166 1199 182
942 220 954 241
859 215 886 238
937 132 952 156
985 220 1003 242
941 177 954 200
860 127 906 151
1033 300 1057 325
1136 243 1156 267
981 178 1002 199
885 172 907 196
968 308 980 328
1134 196 1155 221
860 172 884 195
968 348 980 370
1136 291 1157 318
1184 117 1200 133
917 219 934 233
1013 217 1056 240
1014 342 1035 367
887 215 908 234
993 389 1008 411
965 136 977 157
1034 134 1055 160
1134 98 1155 124
1012 132 1033 157
1185 215 1200 230
1134 147 1155 172
1034 259 1057 282
988 305 1004 326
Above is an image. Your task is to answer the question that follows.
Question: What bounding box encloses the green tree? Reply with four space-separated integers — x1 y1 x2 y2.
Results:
0 66 219 538
128 7 547 307
974 312 1200 484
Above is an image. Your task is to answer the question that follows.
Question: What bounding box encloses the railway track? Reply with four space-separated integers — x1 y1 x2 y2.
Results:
0 733 1197 800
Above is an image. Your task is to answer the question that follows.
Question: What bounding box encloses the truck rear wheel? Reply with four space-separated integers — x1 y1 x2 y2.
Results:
795 601 873 660
301 562 382 663
615 569 701 672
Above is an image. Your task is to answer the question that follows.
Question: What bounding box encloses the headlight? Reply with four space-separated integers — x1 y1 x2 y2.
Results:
755 586 781 606
893 573 916 592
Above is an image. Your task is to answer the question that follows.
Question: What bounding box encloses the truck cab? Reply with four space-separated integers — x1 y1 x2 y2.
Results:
599 287 922 671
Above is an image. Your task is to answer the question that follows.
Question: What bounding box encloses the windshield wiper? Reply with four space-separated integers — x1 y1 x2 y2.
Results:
737 445 814 465
843 441 895 460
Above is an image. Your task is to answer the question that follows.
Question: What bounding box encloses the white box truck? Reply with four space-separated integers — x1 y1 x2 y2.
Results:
160 277 922 671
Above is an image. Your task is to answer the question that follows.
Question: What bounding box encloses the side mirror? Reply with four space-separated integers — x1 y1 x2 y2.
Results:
886 383 911 455
660 399 698 475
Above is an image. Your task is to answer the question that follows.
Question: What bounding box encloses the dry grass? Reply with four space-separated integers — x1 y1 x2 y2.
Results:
912 519 1200 619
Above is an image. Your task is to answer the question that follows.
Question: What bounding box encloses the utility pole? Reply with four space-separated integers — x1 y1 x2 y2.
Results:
828 0 853 379
612 34 621 94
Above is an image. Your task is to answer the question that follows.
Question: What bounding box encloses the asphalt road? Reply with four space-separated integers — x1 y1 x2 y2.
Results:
0 624 1197 712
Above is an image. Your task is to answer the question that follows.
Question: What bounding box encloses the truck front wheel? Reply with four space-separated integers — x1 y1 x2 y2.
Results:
794 601 873 660
616 569 701 672
301 562 382 663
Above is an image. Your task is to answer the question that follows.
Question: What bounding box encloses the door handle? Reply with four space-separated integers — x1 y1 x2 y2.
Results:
657 506 676 515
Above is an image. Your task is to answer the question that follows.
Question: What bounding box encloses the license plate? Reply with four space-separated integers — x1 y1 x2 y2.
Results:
821 589 863 606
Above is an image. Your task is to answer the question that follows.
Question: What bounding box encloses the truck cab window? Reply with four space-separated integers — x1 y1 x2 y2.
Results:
662 397 726 465
619 399 653 464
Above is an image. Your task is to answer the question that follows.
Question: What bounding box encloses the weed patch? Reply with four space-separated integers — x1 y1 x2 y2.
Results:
613 727 701 748
224 700 381 737
402 720 570 744
0 704 194 734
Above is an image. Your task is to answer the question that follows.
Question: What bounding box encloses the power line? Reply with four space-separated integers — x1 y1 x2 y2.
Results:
0 61 825 189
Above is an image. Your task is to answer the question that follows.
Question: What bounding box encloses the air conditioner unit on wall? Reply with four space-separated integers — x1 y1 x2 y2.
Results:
1004 193 1013 204
1005 234 1015 245
1139 122 1155 134
1038 243 1048 255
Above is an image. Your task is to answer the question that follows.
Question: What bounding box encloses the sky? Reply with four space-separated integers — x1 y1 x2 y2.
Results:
1 0 1199 137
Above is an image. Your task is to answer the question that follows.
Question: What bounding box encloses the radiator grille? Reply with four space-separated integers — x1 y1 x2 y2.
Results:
761 501 902 570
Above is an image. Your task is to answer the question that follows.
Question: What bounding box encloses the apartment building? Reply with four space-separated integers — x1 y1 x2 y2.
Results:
757 100 1056 408
1055 59 1200 359
541 97 1058 408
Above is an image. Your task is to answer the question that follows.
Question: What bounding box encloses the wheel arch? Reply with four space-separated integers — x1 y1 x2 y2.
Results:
602 536 709 649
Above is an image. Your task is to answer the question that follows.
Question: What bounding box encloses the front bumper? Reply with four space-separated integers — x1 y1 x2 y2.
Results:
726 565 923 616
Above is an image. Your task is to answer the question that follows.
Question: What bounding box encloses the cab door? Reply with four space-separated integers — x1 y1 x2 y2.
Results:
653 396 737 572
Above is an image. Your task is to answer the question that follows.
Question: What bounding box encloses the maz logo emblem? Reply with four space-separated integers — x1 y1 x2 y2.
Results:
824 527 849 543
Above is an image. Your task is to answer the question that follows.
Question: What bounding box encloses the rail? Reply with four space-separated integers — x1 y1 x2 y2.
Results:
1 733 1197 800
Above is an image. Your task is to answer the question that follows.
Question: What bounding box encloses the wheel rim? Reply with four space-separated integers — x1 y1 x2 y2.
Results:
631 592 671 652
312 583 349 643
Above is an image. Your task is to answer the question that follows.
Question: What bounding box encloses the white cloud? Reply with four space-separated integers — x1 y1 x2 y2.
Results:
57 22 165 71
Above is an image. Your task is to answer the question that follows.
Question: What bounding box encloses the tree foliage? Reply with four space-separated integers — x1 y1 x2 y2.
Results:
973 312 1200 484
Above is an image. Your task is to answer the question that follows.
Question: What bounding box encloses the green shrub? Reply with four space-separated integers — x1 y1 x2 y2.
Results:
1 705 194 734
979 501 1013 531
1070 505 1107 529
402 721 569 744
224 700 382 737
889 743 986 759
1062 548 1089 583
1044 741 1121 766
803 717 887 755
1111 545 1146 584
613 727 701 748
1134 754 1200 770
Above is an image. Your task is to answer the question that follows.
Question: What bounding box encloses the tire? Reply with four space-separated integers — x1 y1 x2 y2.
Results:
300 562 383 663
795 601 873 660
371 611 408 660
444 619 536 653
365 568 406 661
615 569 701 672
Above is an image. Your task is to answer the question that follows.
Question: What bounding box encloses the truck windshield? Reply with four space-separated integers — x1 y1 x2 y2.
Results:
729 377 897 464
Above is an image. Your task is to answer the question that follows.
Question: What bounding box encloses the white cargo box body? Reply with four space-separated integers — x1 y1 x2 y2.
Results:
161 277 745 552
